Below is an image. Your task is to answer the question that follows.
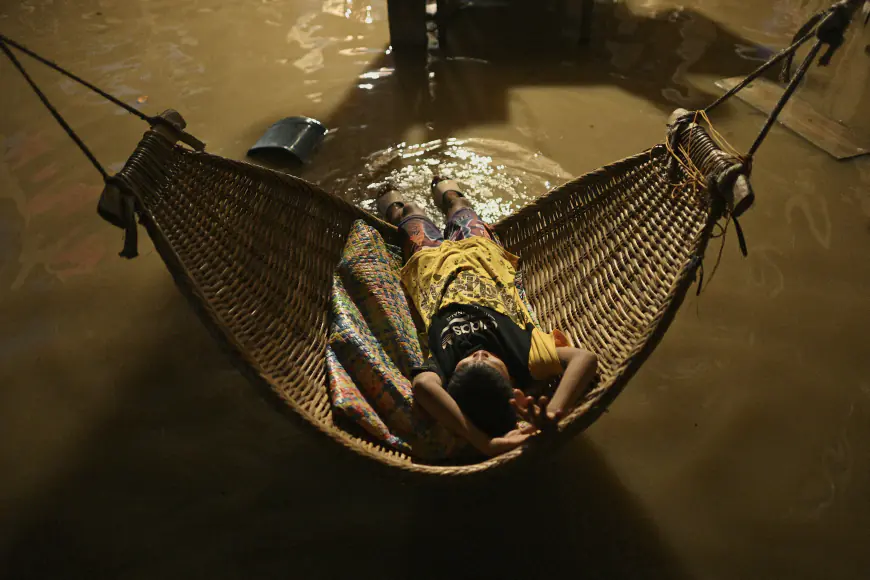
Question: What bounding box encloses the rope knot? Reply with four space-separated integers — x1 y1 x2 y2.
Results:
97 177 139 259
817 0 859 64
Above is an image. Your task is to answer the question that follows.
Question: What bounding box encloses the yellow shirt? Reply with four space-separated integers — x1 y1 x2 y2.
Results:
401 237 563 381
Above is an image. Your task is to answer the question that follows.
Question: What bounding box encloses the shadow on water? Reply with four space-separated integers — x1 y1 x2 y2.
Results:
268 0 772 183
2 281 689 578
405 444 691 580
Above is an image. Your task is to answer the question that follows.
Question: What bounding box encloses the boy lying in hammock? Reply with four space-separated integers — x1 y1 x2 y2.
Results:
377 178 598 457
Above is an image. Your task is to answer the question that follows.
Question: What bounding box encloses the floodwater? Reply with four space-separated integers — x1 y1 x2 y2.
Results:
2 0 869 577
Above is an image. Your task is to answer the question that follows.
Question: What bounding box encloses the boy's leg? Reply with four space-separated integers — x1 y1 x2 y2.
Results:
432 178 499 245
386 201 445 262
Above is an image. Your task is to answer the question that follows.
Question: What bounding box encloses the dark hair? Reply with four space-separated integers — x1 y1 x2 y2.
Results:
447 362 517 438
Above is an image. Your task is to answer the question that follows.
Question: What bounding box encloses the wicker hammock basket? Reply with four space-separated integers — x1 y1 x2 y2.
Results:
104 117 748 476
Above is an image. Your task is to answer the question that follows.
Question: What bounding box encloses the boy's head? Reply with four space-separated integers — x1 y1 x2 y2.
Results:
447 350 517 438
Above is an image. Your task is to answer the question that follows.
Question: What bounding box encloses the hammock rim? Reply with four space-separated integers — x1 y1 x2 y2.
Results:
129 138 723 478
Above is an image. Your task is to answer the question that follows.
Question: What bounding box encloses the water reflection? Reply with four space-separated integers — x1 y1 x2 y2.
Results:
319 137 572 226
321 0 385 23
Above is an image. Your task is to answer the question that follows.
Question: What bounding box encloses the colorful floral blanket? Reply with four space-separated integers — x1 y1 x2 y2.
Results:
326 220 463 459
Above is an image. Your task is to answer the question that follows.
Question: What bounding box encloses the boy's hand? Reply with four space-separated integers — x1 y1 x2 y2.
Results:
511 389 563 433
481 427 535 456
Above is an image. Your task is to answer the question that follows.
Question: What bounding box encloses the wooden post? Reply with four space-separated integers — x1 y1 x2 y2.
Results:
579 0 595 45
387 0 428 51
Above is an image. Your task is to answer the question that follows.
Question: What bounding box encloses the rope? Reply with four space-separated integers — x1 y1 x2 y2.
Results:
701 0 860 162
0 34 158 259
780 12 828 82
663 110 749 296
0 34 154 124
0 40 109 180
662 111 744 196
704 29 817 115
746 39 824 158
742 2 862 158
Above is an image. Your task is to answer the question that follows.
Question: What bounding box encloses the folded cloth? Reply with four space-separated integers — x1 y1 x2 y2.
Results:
327 220 462 459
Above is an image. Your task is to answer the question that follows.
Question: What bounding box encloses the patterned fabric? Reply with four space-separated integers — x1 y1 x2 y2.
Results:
400 236 536 331
398 208 497 261
327 220 464 459
444 208 495 243
399 206 528 328
397 214 444 257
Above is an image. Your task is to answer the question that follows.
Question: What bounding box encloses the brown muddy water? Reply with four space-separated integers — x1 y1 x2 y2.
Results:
2 0 870 578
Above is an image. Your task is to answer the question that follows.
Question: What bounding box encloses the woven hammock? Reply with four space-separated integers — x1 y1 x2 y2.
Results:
95 115 750 475
1 0 858 475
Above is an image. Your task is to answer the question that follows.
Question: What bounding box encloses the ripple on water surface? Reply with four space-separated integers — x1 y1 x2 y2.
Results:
321 137 574 227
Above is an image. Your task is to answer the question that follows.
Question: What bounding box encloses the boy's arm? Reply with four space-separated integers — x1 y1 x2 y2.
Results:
547 347 598 416
412 371 529 456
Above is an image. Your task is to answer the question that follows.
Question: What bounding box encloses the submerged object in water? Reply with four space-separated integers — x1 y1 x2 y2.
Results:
247 116 327 163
